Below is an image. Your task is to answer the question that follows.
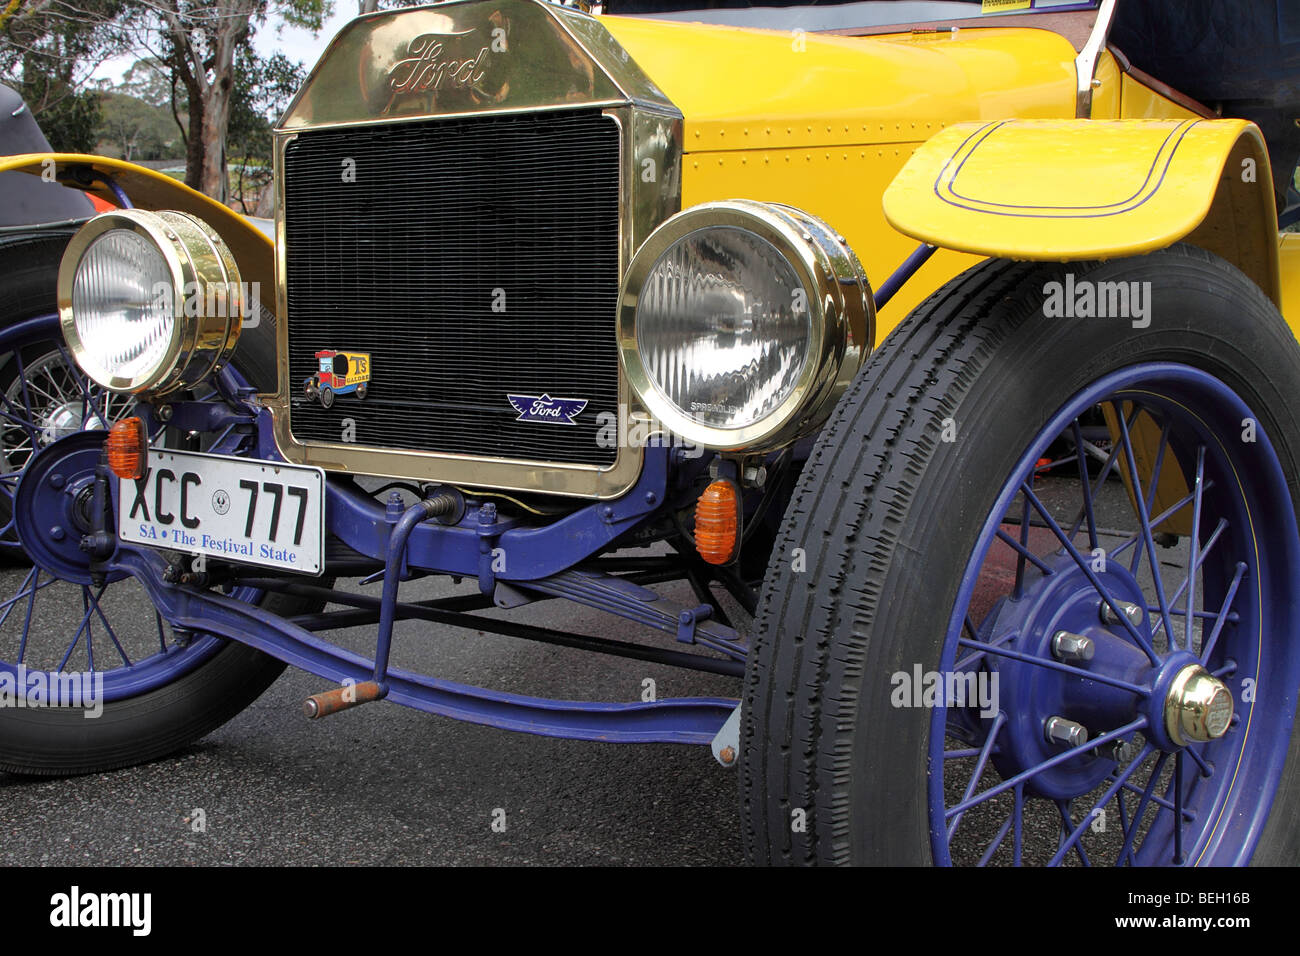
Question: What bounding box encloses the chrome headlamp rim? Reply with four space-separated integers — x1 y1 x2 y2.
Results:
57 208 243 395
617 199 872 452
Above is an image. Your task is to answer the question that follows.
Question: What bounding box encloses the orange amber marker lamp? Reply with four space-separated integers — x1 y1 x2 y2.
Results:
106 417 148 480
695 479 741 565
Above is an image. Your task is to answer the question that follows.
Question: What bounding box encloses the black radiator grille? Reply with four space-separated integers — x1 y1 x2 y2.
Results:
283 109 621 467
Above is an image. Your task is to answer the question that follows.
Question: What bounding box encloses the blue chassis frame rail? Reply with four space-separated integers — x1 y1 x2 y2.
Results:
13 312 743 744
121 550 738 744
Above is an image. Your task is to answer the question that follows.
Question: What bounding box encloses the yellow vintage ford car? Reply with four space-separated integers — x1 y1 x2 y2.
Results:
2 0 1299 866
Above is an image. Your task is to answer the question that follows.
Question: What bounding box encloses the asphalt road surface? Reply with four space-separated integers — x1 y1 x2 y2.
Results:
0 571 746 866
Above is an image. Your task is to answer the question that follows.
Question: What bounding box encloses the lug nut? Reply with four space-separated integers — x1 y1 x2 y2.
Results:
1044 715 1089 749
1051 630 1095 662
1100 600 1145 629
1098 732 1144 763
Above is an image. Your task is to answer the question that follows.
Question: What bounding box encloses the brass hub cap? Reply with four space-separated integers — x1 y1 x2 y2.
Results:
1165 664 1234 747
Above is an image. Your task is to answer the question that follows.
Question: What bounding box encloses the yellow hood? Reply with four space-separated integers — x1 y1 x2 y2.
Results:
601 16 1079 151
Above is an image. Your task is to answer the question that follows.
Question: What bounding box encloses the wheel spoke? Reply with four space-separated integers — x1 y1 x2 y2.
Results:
1115 750 1170 866
15 569 43 665
1108 482 1207 561
1047 742 1155 866
1055 800 1091 866
1185 446 1206 652
1116 789 1132 859
1150 518 1227 643
1070 418 1099 551
1212 660 1237 678
1149 606 1236 623
1127 418 1172 576
1013 486 1032 599
1012 782 1024 866
1172 751 1185 863
87 587 131 667
947 710 1006 841
4 374 52 416
1120 779 1197 816
953 628 1016 672
994 529 1055 576
0 400 43 443
956 637 1150 697
54 344 110 430
13 350 37 431
37 360 78 402
1021 482 1162 665
1182 742 1213 779
1112 403 1176 648
1201 563 1246 663
0 566 42 628
1067 405 1142 542
946 717 1147 820
57 595 99 672
23 378 66 408
81 587 96 672
977 809 1016 866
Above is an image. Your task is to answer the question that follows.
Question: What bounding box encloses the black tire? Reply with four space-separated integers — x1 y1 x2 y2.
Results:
320 386 334 409
356 383 367 400
0 235 315 776
741 245 1300 865
0 597 300 776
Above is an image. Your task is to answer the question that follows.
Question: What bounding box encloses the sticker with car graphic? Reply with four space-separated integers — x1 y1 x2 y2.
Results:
304 350 370 408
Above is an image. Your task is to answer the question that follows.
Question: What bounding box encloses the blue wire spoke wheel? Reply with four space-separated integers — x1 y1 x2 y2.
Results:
933 364 1297 866
742 247 1300 866
0 334 134 559
0 322 225 703
0 253 319 776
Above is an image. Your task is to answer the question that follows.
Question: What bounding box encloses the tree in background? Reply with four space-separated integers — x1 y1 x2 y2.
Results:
143 0 329 201
226 48 304 214
0 0 130 150
2 0 329 202
120 55 188 139
97 85 183 159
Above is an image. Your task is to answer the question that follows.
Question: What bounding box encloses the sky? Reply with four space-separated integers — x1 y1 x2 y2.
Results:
91 5 359 86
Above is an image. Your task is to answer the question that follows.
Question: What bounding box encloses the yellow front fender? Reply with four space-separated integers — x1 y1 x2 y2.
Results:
0 153 276 316
883 119 1280 305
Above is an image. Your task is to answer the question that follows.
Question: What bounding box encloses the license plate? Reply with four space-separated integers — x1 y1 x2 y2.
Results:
119 449 325 575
